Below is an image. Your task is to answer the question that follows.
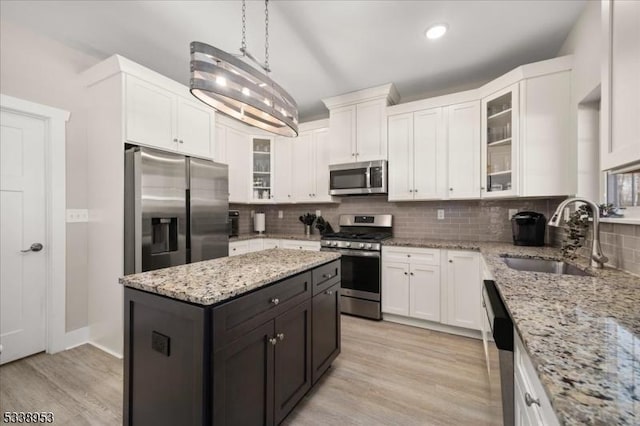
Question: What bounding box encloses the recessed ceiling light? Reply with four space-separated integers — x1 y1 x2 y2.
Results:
425 24 448 40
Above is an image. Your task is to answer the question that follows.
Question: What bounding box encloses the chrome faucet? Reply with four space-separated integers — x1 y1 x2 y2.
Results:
548 198 608 269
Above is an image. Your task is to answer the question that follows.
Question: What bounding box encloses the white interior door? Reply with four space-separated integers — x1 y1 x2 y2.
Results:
0 110 47 364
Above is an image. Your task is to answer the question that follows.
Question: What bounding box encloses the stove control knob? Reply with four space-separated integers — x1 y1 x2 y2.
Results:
345 242 351 247
359 243 365 248
366 243 372 249
331 241 337 247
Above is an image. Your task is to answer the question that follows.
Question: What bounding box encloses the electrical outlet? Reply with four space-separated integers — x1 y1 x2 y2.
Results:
278 210 283 219
315 210 321 217
66 209 89 223
564 207 571 221
437 209 445 220
508 209 518 220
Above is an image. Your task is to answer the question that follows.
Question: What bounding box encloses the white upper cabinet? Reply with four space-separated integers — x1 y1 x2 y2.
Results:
290 127 332 203
175 97 214 159
226 127 250 203
481 84 519 198
292 132 315 202
328 105 356 164
388 108 446 201
323 84 399 165
602 0 640 171
519 72 573 196
125 75 175 151
124 75 214 159
250 137 275 203
214 123 228 164
355 99 388 162
273 137 293 203
446 101 481 199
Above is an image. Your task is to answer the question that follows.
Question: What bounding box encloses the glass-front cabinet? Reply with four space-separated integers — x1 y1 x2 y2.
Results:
251 136 275 202
481 84 519 198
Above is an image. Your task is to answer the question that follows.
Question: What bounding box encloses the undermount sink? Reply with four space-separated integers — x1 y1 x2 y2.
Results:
502 257 592 277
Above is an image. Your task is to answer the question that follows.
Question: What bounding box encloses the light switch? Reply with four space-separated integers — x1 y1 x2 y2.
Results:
437 209 445 220
66 209 89 223
278 210 283 219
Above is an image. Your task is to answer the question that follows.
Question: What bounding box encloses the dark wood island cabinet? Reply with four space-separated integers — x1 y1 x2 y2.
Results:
121 250 341 426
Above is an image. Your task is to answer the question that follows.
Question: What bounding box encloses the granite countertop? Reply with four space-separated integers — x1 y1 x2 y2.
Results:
230 233 323 242
385 238 639 425
119 249 340 306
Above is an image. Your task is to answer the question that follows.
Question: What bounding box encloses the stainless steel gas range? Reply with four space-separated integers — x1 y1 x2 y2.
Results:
320 214 392 320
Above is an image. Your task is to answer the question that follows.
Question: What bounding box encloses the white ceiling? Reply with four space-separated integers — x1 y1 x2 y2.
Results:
0 0 585 121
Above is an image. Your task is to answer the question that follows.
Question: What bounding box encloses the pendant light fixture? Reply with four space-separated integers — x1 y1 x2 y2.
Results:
190 0 298 137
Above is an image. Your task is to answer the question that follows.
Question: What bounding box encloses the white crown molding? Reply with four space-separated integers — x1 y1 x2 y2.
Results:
298 118 329 133
322 83 400 110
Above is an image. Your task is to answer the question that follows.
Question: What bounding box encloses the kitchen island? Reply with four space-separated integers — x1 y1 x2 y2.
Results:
119 249 341 426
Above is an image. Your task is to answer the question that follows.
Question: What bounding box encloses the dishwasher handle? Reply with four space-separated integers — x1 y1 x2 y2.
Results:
483 280 514 352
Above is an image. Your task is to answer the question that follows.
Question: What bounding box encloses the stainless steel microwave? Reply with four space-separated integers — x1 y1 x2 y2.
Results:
329 160 387 195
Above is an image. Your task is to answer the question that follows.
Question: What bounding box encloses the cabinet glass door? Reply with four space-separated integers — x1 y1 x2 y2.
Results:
482 86 518 197
252 137 273 202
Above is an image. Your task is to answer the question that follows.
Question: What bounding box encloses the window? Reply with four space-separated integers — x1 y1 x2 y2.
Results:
607 171 640 217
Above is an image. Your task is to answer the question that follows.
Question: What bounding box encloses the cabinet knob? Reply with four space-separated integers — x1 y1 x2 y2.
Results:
325 290 333 295
179 139 184 144
270 298 280 305
277 333 285 341
351 153 356 157
232 248 236 251
448 259 453 263
173 138 178 143
410 272 414 276
404 272 408 275
407 254 411 258
322 273 333 279
481 186 485 190
268 337 277 346
449 188 454 191
524 393 541 407
414 189 418 193
270 195 274 199
409 189 413 193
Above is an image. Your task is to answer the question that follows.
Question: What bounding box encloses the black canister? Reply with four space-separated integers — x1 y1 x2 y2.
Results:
511 211 546 246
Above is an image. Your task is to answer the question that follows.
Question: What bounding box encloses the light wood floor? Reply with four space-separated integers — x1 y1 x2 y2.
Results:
1 316 502 425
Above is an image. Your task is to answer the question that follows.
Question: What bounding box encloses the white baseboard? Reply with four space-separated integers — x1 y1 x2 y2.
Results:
88 341 124 359
382 314 482 340
64 327 89 350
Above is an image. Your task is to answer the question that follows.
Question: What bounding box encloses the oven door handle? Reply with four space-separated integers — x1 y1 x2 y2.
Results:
321 248 380 258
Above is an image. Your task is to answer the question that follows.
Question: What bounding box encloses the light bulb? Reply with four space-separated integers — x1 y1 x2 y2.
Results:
425 24 448 40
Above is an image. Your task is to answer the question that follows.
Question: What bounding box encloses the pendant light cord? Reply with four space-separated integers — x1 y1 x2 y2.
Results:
264 0 270 73
241 0 247 53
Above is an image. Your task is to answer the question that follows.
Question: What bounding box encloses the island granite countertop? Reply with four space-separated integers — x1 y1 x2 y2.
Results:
119 248 340 306
385 238 639 426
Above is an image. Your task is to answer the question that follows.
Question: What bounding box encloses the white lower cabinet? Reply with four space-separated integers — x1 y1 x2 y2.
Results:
381 247 441 322
409 264 441 322
381 262 410 315
514 332 560 426
229 241 250 256
382 247 481 333
444 250 481 330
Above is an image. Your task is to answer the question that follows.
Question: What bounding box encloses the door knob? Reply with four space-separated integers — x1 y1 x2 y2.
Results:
277 333 285 341
21 243 43 253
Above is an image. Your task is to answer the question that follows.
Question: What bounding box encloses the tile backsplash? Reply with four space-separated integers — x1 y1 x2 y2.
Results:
231 195 564 243
232 197 640 276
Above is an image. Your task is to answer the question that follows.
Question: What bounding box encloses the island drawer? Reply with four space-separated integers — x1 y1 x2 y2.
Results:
212 271 312 348
312 260 341 296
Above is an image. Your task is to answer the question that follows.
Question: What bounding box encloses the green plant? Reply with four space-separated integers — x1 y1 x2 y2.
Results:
560 205 591 260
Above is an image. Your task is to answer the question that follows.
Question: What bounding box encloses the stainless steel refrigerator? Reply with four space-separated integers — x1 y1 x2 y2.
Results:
124 146 229 275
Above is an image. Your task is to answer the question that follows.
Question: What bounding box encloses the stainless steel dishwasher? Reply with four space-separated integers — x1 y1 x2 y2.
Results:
482 280 514 426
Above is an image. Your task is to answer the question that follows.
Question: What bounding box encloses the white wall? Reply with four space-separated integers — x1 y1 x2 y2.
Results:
558 1 602 103
0 20 101 332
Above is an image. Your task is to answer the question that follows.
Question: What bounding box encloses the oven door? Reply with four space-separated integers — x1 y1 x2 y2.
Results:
322 248 380 301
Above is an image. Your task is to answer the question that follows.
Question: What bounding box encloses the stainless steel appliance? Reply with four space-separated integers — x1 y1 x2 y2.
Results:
482 279 514 426
228 210 239 237
124 146 229 274
320 214 392 320
329 160 387 195
511 211 546 246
